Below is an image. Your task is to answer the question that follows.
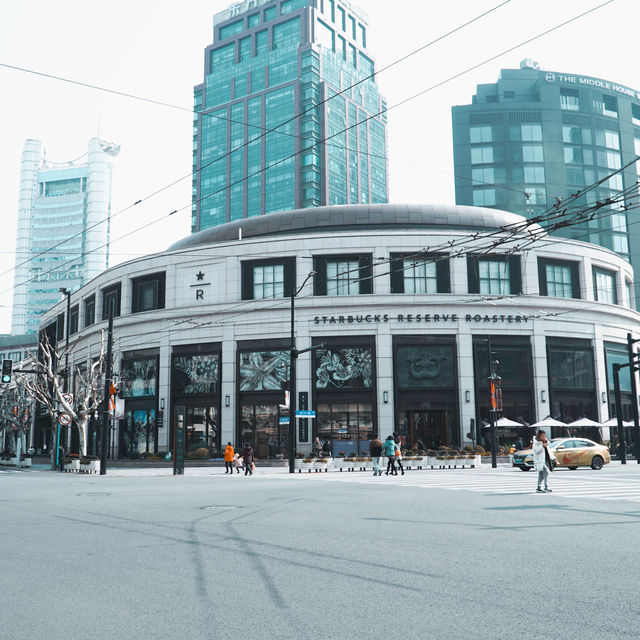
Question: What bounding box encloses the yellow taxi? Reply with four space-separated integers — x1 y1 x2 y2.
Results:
512 437 610 471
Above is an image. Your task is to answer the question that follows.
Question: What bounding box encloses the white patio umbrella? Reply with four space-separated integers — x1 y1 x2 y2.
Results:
567 417 602 428
494 417 523 427
531 416 567 428
601 417 633 427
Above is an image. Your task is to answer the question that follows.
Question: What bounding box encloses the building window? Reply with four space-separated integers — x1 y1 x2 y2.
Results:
470 146 493 164
472 189 496 206
467 256 521 295
470 125 492 143
390 254 449 294
593 267 617 304
562 126 581 144
327 259 360 295
602 94 618 118
564 146 582 164
523 166 545 183
560 88 579 111
132 272 166 313
313 255 372 296
69 305 79 335
241 258 295 300
522 145 544 162
403 258 437 293
632 103 640 127
84 295 95 327
255 264 284 299
521 124 542 141
102 283 121 320
538 259 580 298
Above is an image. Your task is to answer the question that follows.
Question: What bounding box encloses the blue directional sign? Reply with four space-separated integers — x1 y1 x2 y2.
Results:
279 417 290 425
295 410 316 417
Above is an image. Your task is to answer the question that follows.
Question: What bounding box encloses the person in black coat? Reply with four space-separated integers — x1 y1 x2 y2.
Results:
242 443 254 476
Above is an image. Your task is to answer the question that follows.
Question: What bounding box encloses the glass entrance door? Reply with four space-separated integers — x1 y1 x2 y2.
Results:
405 409 450 450
183 406 219 457
240 403 288 459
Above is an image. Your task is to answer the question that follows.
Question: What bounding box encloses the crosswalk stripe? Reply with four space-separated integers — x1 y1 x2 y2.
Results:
323 468 640 503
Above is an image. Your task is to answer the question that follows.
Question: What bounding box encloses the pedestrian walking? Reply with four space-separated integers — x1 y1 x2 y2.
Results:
232 452 242 473
313 436 322 458
242 442 254 476
533 429 555 493
382 435 397 475
393 435 405 476
369 433 383 476
224 442 234 474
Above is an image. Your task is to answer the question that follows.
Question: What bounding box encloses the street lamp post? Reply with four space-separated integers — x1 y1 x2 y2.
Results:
288 271 316 474
57 287 71 470
58 288 71 392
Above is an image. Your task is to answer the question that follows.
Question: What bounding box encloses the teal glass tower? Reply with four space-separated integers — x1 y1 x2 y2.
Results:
452 60 640 302
192 0 388 232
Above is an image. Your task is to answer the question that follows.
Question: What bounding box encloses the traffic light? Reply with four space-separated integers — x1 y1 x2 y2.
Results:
1 359 12 384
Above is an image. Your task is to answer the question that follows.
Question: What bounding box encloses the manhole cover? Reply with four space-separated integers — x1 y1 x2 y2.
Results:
76 492 112 497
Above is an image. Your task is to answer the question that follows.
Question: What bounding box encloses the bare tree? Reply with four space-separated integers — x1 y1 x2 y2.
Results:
0 385 31 457
16 331 107 458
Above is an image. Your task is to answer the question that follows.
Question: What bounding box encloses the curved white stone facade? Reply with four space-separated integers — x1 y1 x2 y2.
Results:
38 204 640 458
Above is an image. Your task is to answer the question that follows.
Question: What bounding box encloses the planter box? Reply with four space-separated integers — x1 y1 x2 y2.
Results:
80 460 101 474
64 459 80 473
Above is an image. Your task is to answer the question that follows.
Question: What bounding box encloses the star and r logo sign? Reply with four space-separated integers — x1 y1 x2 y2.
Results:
192 270 209 300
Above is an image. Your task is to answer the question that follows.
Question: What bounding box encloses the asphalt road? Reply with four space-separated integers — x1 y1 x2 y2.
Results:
2 464 639 639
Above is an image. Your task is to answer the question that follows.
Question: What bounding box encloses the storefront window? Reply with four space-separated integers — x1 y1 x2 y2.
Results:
239 350 289 391
121 358 158 397
548 349 594 389
314 347 373 389
173 353 219 394
316 402 373 455
122 408 156 457
240 403 288 458
185 406 219 456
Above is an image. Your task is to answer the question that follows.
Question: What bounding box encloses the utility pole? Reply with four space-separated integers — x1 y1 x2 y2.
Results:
288 271 316 474
627 333 640 463
100 312 113 475
613 362 627 465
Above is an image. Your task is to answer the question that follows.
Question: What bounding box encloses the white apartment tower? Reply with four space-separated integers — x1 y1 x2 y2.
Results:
11 138 119 334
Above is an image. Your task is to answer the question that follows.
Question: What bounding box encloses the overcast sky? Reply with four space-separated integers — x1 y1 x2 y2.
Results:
0 0 636 333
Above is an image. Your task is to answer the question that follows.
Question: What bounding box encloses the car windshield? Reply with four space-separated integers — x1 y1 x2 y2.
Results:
549 439 565 448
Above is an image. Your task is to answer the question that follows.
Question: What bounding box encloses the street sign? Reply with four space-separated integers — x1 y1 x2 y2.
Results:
279 417 290 425
61 393 73 405
59 412 72 426
295 410 316 417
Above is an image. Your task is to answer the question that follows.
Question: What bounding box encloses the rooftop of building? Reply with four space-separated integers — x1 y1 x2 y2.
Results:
168 203 535 250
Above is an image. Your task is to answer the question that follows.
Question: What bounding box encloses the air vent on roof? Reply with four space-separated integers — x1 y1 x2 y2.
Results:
508 111 541 122
469 112 503 124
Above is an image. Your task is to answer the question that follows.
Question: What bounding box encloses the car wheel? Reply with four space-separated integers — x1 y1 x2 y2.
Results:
591 455 604 470
568 466 578 470
519 466 531 471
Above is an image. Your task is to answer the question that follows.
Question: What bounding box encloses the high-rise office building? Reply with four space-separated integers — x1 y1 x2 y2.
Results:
192 0 388 232
11 137 119 335
452 60 640 301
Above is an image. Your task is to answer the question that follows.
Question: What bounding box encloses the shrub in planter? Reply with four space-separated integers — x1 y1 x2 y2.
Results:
80 455 99 464
187 448 210 460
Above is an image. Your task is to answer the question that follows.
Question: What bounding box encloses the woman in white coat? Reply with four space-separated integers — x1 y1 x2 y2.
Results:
532 429 555 493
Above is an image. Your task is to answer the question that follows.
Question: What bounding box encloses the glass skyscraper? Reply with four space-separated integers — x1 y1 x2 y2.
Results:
452 60 640 301
11 138 118 335
192 0 388 232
